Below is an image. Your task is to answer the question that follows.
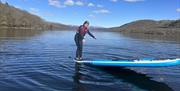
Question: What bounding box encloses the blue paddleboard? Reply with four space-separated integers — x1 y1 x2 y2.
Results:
75 58 180 67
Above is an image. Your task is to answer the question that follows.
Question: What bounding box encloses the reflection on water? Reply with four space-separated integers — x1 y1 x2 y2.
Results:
121 33 180 43
73 63 174 91
0 29 43 38
0 30 180 91
97 66 173 91
73 63 86 91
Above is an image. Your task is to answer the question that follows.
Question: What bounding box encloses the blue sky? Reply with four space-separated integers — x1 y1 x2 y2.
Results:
1 0 180 28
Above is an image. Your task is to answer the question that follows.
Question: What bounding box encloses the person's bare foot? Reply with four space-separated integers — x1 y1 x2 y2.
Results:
75 57 82 61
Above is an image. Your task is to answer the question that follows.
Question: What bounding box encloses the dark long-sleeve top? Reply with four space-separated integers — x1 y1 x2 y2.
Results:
76 25 95 39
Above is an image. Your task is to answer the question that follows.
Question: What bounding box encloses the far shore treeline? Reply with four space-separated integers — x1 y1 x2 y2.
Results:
0 2 180 36
0 2 72 30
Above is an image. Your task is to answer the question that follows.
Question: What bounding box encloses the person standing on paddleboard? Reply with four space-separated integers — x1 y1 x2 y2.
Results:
74 21 96 60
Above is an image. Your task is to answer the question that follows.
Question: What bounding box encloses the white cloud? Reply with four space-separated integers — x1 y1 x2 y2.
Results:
97 4 103 8
14 5 22 9
29 8 55 17
30 8 39 14
48 0 105 8
88 14 96 18
43 12 55 17
88 3 103 8
110 0 118 2
177 8 180 13
1 0 6 3
30 8 39 11
93 9 110 14
48 0 65 8
75 1 84 6
124 0 144 3
64 0 74 6
88 3 95 7
20 0 27 2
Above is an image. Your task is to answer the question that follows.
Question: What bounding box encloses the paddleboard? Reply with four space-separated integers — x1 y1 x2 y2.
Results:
75 58 180 67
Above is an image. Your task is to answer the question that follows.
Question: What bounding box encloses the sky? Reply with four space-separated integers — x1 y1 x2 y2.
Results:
1 0 180 28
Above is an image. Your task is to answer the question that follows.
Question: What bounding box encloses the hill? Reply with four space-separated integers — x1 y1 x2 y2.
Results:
110 19 180 36
0 2 70 30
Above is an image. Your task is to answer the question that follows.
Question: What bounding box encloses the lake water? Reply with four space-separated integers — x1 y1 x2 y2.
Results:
0 30 180 91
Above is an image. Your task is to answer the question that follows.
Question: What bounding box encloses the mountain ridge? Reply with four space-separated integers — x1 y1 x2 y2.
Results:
0 2 71 30
109 19 180 35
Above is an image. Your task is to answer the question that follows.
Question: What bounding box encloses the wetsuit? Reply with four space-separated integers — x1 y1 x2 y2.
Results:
74 25 95 58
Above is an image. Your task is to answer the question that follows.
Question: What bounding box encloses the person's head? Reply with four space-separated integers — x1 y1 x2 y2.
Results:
83 21 89 28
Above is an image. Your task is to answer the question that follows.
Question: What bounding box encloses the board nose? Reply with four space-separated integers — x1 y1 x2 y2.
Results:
177 59 180 64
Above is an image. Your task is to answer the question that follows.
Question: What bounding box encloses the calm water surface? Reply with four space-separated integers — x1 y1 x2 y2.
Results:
0 30 180 91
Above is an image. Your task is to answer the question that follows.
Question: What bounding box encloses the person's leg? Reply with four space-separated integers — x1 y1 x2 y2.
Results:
76 47 79 58
79 40 83 58
77 44 81 58
74 34 81 59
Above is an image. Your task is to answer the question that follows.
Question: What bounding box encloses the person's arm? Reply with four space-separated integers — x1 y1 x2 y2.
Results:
87 30 96 39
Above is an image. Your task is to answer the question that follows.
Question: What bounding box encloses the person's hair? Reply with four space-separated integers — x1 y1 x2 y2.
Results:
83 21 89 25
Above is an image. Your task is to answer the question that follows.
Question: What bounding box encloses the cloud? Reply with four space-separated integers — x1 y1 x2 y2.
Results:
29 8 55 17
30 8 39 14
88 14 96 18
124 0 144 3
13 5 22 9
0 0 8 3
97 4 103 8
48 0 83 8
93 9 110 14
43 12 55 17
177 8 180 13
110 0 118 2
17 0 27 2
75 1 84 6
30 8 39 11
48 0 65 8
48 0 106 9
88 3 103 8
64 0 85 6
64 0 74 6
88 3 95 7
